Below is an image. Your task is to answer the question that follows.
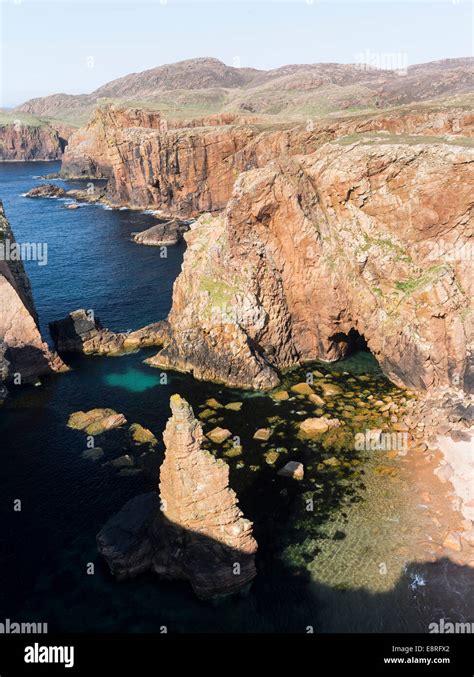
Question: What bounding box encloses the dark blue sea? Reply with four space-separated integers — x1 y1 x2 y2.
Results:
0 162 470 634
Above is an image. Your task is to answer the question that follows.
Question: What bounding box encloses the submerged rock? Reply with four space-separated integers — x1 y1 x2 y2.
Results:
253 428 272 441
278 461 304 480
291 382 314 396
225 401 243 411
319 382 343 397
109 454 134 468
81 447 104 461
300 417 341 436
272 390 289 401
309 393 325 406
97 395 257 599
224 446 243 458
205 398 223 409
264 450 280 465
206 427 232 444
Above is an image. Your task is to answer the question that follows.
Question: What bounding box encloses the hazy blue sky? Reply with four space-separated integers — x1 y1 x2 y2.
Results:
1 0 472 107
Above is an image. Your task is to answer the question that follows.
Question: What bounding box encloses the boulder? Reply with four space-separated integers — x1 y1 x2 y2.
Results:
25 183 66 198
129 423 157 446
206 427 232 444
225 401 243 411
68 408 127 435
278 461 304 480
291 382 314 396
300 417 341 436
253 428 272 441
132 219 189 246
320 382 343 397
271 390 289 401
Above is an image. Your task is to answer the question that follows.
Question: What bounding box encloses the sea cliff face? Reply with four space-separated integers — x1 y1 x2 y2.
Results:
61 105 309 215
0 202 64 393
61 102 473 217
60 100 472 393
0 122 72 161
148 139 473 393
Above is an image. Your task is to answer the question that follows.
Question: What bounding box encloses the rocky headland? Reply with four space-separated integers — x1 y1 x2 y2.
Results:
97 395 258 599
54 77 472 536
147 137 472 396
0 202 65 399
60 100 473 217
49 308 167 356
0 117 74 161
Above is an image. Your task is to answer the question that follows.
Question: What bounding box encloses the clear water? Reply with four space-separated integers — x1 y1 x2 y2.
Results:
0 162 471 634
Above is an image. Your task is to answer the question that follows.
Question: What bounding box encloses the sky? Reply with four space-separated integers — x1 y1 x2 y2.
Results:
0 0 472 107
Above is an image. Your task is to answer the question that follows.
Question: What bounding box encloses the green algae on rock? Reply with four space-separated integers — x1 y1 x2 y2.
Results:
129 423 157 446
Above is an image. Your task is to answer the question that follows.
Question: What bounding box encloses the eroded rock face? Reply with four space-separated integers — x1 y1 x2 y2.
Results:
0 340 9 405
49 309 168 355
0 123 68 161
61 106 294 215
97 395 257 599
149 139 473 393
0 201 65 388
61 102 473 216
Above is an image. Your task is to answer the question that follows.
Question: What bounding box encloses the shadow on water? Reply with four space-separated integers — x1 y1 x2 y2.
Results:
94 503 474 633
0 344 448 634
1 163 471 634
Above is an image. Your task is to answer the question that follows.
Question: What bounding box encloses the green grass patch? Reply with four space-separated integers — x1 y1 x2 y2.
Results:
395 265 447 295
200 275 240 306
336 132 474 148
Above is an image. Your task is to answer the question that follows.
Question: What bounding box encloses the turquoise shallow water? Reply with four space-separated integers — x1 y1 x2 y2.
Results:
105 367 164 392
0 162 471 633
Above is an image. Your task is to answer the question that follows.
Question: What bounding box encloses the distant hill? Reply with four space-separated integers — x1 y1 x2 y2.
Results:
16 56 474 126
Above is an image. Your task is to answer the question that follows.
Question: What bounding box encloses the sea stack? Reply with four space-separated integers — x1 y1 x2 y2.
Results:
97 395 257 600
159 394 257 598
